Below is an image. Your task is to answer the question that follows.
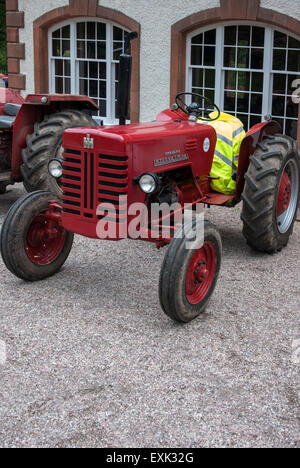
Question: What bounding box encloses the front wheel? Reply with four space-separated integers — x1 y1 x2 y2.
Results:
159 220 222 323
0 191 74 281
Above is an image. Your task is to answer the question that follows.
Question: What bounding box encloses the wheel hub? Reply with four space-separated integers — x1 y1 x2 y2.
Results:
26 213 66 265
186 242 217 305
277 172 292 218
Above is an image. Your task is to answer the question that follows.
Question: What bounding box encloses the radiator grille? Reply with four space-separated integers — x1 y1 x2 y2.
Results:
61 150 128 223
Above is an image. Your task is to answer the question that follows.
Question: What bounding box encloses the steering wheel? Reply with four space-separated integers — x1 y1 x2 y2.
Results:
176 92 221 122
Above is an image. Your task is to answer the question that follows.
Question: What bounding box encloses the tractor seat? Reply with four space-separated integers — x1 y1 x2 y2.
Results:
3 103 21 116
0 115 16 129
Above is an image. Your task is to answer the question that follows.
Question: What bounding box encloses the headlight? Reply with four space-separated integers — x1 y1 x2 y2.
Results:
139 173 160 194
48 159 63 179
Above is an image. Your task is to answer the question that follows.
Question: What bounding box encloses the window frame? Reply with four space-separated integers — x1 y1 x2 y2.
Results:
48 18 129 125
186 21 300 133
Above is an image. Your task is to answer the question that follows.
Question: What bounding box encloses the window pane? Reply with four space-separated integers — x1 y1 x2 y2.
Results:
65 78 71 94
62 26 70 39
237 92 249 113
203 46 215 66
224 91 236 111
52 39 61 57
192 68 203 88
97 23 106 41
89 80 98 97
224 47 236 67
87 42 96 59
77 41 85 58
205 69 215 88
79 62 87 78
225 71 236 90
250 94 262 114
224 26 237 45
273 49 286 70
97 42 106 60
252 27 265 47
89 62 98 79
238 71 250 91
55 77 63 93
204 29 216 45
250 48 264 69
192 33 203 45
272 95 285 116
100 82 106 99
55 59 63 76
252 72 263 92
274 31 287 48
53 29 60 39
113 26 123 41
287 50 300 72
237 48 249 68
289 36 300 49
77 23 85 39
62 40 70 57
79 79 88 96
191 45 203 65
273 73 286 94
87 22 96 40
64 60 71 77
288 74 300 95
238 26 251 47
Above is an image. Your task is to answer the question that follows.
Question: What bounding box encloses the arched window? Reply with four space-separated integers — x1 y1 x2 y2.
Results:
187 24 300 138
49 19 129 124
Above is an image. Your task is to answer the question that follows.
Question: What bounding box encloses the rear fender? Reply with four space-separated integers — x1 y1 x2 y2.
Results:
236 120 281 199
11 95 98 179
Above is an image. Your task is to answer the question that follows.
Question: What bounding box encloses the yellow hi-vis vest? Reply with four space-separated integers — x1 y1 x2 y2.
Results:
198 112 246 195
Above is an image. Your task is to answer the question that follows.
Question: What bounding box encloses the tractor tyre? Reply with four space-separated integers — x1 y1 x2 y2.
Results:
21 110 96 197
241 134 300 253
159 220 222 323
0 191 74 281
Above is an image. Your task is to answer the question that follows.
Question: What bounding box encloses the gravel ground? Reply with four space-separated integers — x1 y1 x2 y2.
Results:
0 184 299 448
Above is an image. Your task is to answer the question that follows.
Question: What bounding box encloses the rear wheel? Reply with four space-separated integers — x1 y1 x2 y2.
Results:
241 134 300 253
159 220 222 323
21 110 95 197
0 191 74 281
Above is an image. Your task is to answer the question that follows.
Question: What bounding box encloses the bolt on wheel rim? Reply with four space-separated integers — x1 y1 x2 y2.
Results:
26 213 66 265
277 159 299 234
185 241 217 305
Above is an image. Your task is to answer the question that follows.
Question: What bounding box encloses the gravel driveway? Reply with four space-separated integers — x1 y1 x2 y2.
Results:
0 185 299 448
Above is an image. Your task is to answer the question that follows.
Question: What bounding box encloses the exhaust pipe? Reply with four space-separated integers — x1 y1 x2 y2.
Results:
117 32 138 126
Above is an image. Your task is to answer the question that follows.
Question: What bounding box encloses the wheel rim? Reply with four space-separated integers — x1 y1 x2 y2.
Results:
277 159 299 234
26 213 66 265
185 241 217 305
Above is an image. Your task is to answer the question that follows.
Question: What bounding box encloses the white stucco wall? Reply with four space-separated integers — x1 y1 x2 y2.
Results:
18 0 299 122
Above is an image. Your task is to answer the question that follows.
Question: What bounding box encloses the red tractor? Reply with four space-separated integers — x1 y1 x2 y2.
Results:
0 86 97 195
1 33 299 323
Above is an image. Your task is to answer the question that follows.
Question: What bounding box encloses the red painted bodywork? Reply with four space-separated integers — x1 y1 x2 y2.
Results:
59 108 280 243
61 116 217 239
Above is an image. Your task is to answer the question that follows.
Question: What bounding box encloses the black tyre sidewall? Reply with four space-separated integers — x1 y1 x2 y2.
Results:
160 221 222 323
1 191 74 281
